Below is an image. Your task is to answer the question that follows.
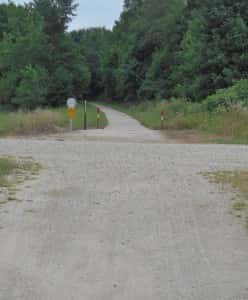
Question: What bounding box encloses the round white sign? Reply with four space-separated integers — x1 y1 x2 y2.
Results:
67 98 77 109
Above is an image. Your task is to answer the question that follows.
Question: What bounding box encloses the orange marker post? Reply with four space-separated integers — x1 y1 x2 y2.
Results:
160 110 165 130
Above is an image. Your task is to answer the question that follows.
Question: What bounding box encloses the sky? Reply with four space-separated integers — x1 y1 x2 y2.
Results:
0 0 123 30
70 0 123 31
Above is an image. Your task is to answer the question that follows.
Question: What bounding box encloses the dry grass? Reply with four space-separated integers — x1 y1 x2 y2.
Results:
202 170 248 229
0 105 108 137
164 106 248 144
0 109 64 136
12 109 63 135
203 170 248 198
0 156 41 204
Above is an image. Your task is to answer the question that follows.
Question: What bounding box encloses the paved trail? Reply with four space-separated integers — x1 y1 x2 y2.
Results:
0 106 248 300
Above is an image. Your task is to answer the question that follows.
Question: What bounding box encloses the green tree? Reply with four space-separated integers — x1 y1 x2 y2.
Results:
32 0 77 36
13 65 49 109
172 0 248 100
0 3 49 108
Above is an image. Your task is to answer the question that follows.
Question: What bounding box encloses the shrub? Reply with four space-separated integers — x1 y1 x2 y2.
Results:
204 79 248 111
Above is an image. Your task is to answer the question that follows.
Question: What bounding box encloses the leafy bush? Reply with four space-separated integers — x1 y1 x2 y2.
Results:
204 79 248 111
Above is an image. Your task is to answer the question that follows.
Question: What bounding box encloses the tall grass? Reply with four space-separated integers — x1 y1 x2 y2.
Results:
0 109 63 136
110 100 248 144
0 104 107 137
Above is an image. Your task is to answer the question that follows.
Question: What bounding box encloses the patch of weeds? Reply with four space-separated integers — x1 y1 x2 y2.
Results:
202 170 248 195
8 190 17 196
233 201 246 211
8 196 17 202
202 170 248 230
0 156 41 205
25 209 35 213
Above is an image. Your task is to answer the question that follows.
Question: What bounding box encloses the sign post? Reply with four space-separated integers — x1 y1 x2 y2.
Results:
83 100 87 130
67 98 77 131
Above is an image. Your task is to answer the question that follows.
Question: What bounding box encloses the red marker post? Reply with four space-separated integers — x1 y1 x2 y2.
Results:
160 110 165 130
97 107 100 129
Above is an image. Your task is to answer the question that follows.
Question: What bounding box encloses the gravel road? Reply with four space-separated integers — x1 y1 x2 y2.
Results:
0 106 248 300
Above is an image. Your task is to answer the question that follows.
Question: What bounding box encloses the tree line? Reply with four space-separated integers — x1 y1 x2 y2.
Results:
0 0 89 109
72 0 248 104
0 0 247 109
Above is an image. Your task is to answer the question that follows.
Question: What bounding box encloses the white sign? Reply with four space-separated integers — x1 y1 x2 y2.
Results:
67 98 77 109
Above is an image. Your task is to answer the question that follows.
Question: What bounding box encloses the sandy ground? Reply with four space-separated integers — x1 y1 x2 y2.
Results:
0 105 248 300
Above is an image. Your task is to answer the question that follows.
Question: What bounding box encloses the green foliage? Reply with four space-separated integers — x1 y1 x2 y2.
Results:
172 13 206 99
172 0 248 100
139 48 172 100
204 79 248 111
71 0 248 104
0 0 248 109
32 0 78 35
13 65 48 109
0 0 89 110
70 28 113 100
0 4 48 108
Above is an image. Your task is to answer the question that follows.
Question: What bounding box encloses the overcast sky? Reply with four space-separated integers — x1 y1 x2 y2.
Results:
70 0 123 30
0 0 123 30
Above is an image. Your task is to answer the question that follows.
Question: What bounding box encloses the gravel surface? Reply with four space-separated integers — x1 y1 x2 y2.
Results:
0 106 248 300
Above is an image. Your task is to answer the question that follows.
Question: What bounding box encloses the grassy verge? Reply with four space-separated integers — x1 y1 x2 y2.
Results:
202 170 248 229
0 156 41 204
0 103 107 137
110 101 248 144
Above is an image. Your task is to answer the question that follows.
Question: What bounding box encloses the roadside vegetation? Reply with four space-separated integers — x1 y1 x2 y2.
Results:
73 0 248 145
110 100 248 144
0 104 107 137
1 0 247 112
0 0 247 144
0 1 247 144
72 0 248 105
202 170 248 229
0 156 41 204
110 79 248 144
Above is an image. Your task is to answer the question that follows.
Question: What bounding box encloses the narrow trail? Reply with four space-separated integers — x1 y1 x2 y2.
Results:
0 106 248 299
82 104 164 143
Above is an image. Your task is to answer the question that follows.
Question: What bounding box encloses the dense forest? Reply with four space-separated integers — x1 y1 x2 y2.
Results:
0 0 248 109
0 0 90 109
